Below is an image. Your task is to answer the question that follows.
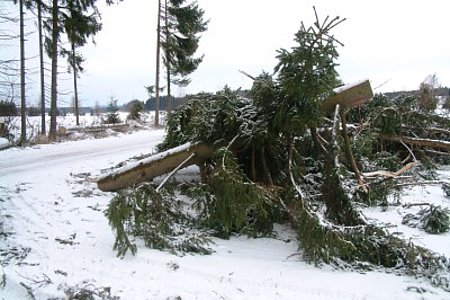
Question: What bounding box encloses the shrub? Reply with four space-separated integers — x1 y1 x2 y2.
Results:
127 100 144 121
0 100 18 116
104 97 121 124
402 205 450 234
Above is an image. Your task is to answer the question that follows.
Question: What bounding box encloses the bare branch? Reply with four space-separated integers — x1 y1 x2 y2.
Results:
362 161 421 178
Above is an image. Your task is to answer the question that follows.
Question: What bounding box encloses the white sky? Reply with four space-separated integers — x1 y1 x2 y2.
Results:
2 0 450 106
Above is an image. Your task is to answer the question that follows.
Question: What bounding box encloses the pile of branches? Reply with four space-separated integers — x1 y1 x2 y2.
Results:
106 9 450 290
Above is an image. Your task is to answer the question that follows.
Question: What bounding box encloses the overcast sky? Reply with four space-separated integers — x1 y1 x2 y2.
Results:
3 0 450 107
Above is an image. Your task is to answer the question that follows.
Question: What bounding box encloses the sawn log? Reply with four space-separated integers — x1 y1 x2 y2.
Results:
323 79 373 112
98 142 213 192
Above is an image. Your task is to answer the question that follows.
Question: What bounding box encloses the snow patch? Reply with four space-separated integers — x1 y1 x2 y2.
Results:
0 137 9 149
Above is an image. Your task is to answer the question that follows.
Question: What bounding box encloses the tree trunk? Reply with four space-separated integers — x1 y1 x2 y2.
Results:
97 142 213 191
19 0 26 145
37 0 46 135
261 147 273 185
164 0 172 117
154 0 161 128
339 109 367 192
49 0 59 141
251 146 256 182
72 43 80 126
323 105 365 226
378 134 450 151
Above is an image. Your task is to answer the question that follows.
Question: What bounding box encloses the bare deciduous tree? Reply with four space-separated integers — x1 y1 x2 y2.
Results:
418 74 440 112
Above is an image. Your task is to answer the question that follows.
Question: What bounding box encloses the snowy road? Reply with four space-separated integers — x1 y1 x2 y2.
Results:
0 130 165 177
0 129 448 299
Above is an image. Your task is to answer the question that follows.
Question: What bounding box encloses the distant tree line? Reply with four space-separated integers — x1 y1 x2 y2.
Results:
385 86 449 100
0 101 88 117
144 88 251 112
2 85 448 119
144 95 188 111
0 96 189 117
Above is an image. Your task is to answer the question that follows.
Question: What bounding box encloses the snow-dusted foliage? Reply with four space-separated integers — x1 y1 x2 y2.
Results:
158 88 255 151
403 204 450 234
191 148 281 238
106 183 212 256
102 9 450 293
2 127 450 298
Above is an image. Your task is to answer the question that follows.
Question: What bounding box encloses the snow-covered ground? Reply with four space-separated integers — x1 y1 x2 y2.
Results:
0 111 165 146
1 129 450 299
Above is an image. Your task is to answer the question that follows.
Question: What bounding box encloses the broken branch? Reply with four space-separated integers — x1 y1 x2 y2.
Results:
378 134 450 151
362 161 421 178
156 153 196 192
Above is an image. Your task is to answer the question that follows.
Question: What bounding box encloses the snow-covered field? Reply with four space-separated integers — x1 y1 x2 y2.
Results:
0 111 164 147
1 128 450 299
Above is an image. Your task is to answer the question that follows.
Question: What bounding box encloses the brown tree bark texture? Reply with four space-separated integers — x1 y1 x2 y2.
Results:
98 143 213 191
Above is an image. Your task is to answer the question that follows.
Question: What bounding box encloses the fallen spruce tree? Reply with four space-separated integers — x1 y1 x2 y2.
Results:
102 10 450 290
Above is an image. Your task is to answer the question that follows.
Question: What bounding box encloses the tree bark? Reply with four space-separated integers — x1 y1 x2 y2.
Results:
19 0 26 145
154 0 161 128
362 161 421 178
37 0 46 135
339 109 367 192
49 0 59 141
377 134 450 151
164 0 172 117
324 104 366 226
261 147 273 185
97 143 213 191
251 146 256 182
156 152 196 192
72 43 79 126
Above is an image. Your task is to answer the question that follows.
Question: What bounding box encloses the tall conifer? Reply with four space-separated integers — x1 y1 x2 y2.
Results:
155 0 208 123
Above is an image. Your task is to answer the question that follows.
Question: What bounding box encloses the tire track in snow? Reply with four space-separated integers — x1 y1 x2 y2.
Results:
0 129 165 267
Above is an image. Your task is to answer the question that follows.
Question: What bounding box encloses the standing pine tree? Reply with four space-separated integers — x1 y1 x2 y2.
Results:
63 0 102 126
36 0 46 135
104 96 121 124
45 0 116 140
155 0 208 125
47 0 59 141
154 0 162 127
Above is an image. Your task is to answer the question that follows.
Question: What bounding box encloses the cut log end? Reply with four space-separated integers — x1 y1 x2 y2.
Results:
323 79 373 112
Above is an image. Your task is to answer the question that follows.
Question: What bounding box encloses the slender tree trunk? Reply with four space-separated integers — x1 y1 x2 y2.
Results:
261 147 273 185
19 0 26 145
154 0 161 127
164 0 172 117
37 0 46 135
251 146 256 182
339 109 366 192
49 0 59 141
72 43 80 126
